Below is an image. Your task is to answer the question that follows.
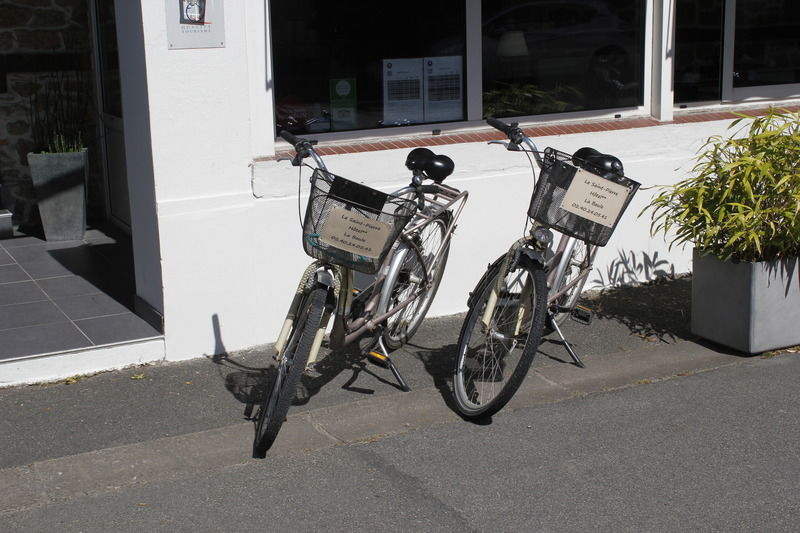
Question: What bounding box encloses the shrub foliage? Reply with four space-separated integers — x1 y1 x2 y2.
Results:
646 108 800 262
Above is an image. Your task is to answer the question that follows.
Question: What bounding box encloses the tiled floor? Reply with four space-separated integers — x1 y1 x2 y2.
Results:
0 226 162 361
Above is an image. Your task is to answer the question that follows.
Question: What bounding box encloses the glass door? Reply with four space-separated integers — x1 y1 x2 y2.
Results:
91 0 131 229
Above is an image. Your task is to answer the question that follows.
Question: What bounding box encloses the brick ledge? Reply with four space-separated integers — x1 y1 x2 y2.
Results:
262 105 799 161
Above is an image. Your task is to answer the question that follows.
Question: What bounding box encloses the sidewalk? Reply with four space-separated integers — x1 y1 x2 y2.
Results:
3 276 787 512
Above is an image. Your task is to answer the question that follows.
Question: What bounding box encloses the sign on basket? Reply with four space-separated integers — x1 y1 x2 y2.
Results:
559 168 631 228
318 207 392 259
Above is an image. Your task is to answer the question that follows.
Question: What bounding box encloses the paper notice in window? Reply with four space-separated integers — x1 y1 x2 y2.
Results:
318 207 391 259
560 168 630 228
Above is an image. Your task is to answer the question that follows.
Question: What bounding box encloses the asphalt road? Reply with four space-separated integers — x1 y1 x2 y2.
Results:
2 349 798 532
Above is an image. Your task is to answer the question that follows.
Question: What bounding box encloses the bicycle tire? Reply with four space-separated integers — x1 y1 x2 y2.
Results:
253 285 327 458
381 211 451 350
452 254 547 419
550 238 590 327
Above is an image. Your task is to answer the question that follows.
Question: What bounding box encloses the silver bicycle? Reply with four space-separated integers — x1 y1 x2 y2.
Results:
251 131 468 457
452 118 640 419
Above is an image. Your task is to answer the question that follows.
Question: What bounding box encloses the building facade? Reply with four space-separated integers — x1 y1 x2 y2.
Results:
2 0 799 384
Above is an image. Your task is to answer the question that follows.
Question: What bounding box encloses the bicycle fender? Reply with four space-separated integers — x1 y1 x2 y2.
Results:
515 246 546 271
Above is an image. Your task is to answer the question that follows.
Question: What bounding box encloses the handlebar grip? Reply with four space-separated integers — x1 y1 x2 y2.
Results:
487 117 514 135
279 129 300 147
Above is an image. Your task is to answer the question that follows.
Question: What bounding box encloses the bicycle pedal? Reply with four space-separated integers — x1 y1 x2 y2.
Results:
570 305 593 325
367 351 391 368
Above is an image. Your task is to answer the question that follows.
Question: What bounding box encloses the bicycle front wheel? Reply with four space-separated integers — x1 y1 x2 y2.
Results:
382 211 451 350
253 285 327 458
452 256 547 419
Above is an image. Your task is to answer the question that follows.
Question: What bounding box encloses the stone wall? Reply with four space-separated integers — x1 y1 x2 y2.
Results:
0 0 102 223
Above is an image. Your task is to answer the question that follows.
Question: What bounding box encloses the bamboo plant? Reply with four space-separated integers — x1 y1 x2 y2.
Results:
645 107 800 263
28 70 90 154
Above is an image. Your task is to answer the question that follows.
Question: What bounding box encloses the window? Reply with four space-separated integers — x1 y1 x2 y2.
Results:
674 0 724 102
270 1 466 135
733 0 800 88
674 0 800 104
481 0 646 117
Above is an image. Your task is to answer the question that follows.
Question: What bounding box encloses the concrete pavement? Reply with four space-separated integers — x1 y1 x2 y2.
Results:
2 276 797 526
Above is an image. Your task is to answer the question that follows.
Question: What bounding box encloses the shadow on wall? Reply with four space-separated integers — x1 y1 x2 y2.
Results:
592 249 676 288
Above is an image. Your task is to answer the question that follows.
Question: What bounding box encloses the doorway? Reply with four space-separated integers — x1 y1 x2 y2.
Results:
90 0 131 230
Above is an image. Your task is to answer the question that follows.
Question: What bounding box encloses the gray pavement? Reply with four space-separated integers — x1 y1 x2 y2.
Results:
2 277 799 531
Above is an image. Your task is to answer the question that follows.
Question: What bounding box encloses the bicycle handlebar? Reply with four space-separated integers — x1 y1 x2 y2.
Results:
486 118 542 167
279 129 300 147
487 117 516 136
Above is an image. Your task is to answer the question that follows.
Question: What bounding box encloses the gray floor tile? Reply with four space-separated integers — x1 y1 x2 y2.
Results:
0 248 13 266
75 313 161 345
0 281 48 306
0 265 31 284
0 300 68 331
0 235 47 249
54 292 130 320
36 275 102 299
0 322 92 360
5 246 75 279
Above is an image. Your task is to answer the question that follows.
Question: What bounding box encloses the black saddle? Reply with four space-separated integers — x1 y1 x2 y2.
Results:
572 147 624 178
405 147 454 183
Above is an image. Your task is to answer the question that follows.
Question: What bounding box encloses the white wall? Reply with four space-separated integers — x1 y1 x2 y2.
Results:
124 2 741 362
252 119 733 343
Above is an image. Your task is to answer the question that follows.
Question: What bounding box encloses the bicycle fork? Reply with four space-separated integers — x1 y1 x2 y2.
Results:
274 262 338 369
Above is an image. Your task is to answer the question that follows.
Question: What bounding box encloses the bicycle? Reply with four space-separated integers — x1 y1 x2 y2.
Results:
250 131 468 457
452 118 640 419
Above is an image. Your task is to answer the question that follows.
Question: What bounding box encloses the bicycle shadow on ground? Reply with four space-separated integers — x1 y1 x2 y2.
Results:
410 340 493 425
210 315 408 412
579 275 693 342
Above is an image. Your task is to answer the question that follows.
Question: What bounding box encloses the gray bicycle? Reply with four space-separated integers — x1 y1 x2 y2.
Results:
251 131 468 457
452 118 640 419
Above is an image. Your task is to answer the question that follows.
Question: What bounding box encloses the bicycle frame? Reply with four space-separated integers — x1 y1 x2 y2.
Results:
479 134 598 331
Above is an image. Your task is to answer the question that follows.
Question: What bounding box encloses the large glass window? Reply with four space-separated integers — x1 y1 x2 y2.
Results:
270 1 466 135
481 0 646 117
674 0 724 102
733 0 800 88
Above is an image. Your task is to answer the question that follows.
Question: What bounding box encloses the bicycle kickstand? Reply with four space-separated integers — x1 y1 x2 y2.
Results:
367 337 411 392
547 314 586 368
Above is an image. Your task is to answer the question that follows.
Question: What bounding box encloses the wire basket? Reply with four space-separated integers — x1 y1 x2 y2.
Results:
303 170 417 274
528 147 640 246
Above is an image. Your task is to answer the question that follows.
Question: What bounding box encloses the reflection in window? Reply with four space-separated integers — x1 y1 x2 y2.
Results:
270 1 465 134
674 0 723 102
734 0 800 87
481 0 645 118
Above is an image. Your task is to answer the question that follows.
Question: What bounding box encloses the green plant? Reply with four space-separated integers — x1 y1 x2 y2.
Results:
483 82 582 117
28 70 90 153
645 107 800 262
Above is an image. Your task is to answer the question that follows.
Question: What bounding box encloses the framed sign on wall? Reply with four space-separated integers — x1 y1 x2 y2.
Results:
166 0 225 49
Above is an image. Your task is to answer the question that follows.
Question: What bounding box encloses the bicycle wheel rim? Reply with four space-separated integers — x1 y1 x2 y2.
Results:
453 260 546 418
552 239 590 326
383 214 449 348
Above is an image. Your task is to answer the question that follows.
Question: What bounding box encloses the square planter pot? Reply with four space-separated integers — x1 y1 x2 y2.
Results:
27 150 88 242
691 249 800 354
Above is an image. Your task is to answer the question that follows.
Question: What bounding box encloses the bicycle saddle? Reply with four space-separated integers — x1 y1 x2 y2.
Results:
405 148 454 183
572 147 624 177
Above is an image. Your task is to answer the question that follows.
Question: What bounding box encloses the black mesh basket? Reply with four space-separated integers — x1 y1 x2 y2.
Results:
528 147 640 246
302 170 417 274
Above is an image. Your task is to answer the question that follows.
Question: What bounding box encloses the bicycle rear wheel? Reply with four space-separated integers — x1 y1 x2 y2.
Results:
452 255 547 419
550 238 591 327
382 211 451 350
253 285 327 458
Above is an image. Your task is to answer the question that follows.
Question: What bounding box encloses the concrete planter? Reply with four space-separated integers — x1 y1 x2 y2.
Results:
27 150 88 241
691 249 800 354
